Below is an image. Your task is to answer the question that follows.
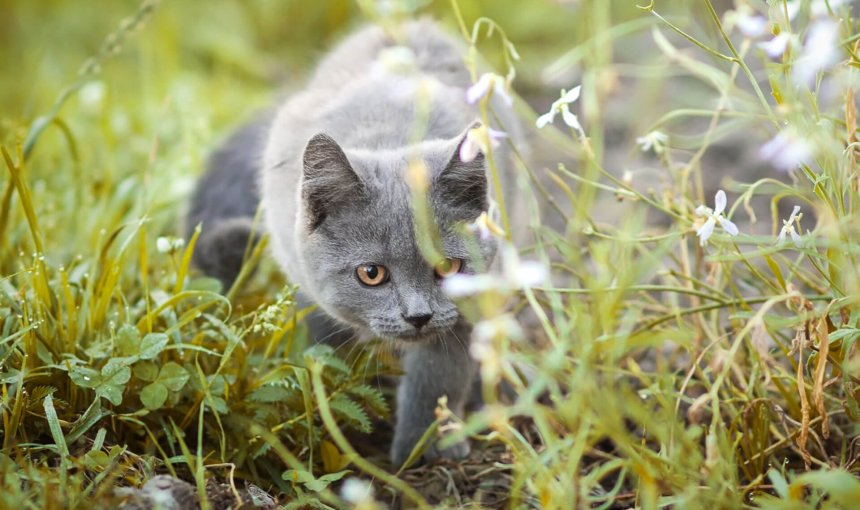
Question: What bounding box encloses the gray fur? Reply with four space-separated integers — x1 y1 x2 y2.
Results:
186 115 270 288
191 20 519 466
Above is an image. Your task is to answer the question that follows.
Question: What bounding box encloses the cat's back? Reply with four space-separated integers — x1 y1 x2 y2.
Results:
307 19 471 94
288 19 473 146
261 19 476 195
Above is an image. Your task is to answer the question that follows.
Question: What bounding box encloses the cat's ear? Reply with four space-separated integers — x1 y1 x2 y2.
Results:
433 122 488 214
301 133 364 230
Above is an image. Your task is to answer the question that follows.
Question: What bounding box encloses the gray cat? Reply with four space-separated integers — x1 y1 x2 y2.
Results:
187 19 518 466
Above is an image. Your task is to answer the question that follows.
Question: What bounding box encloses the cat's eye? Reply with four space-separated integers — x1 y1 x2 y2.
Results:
356 264 389 286
434 258 463 279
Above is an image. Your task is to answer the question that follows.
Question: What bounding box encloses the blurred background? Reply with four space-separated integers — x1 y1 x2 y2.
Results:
0 0 782 260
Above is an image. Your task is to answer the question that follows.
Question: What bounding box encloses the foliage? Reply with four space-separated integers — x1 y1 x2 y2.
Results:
1 0 859 509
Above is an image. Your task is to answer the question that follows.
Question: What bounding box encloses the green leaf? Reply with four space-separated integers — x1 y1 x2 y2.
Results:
249 384 291 403
767 469 789 499
282 469 315 483
140 382 168 410
347 384 389 417
830 327 860 343
84 338 112 359
115 325 140 357
97 384 123 406
304 344 350 374
329 394 372 433
66 398 108 445
282 469 352 492
96 359 132 405
133 361 159 382
794 469 860 506
70 366 101 389
157 362 189 391
139 332 168 360
187 277 223 293
101 358 132 386
204 395 228 414
43 394 70 460
304 470 351 492
83 450 110 470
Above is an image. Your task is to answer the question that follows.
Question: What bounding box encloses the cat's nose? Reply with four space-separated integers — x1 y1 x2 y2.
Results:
403 313 433 330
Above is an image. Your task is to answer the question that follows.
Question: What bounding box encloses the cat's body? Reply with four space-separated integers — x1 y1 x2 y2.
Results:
187 20 519 466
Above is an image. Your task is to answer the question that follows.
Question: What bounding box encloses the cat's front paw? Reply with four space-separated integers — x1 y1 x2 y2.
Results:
391 435 470 468
424 438 471 463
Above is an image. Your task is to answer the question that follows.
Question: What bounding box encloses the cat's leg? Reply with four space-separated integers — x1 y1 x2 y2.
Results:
192 217 258 290
391 328 476 467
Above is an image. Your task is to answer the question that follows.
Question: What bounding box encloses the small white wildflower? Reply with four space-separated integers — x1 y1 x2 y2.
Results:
459 126 508 163
466 73 513 107
760 129 813 171
156 236 185 253
471 314 524 361
810 0 850 18
536 85 582 132
468 210 505 241
783 0 802 21
441 273 497 298
441 245 548 297
636 130 669 154
792 19 840 87
735 11 768 38
341 477 374 504
501 251 549 288
695 190 740 246
78 80 106 111
776 205 803 246
473 314 524 344
757 33 792 58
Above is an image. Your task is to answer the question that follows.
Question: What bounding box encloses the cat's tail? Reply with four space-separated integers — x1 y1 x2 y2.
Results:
185 114 271 290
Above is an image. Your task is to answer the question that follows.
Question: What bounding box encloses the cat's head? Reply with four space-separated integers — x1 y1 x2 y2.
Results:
295 124 498 342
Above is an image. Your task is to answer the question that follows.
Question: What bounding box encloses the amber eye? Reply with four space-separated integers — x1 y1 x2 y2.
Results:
356 264 389 286
434 258 463 279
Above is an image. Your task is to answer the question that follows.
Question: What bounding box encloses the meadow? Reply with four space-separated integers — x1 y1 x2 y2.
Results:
1 0 858 508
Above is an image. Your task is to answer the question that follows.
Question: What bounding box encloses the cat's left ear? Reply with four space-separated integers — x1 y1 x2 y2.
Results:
433 122 488 214
301 133 365 230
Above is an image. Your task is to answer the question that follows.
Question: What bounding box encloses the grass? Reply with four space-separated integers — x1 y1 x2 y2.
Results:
1 0 859 508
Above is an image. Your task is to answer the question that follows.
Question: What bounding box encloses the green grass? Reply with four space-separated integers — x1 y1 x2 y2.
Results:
1 0 859 508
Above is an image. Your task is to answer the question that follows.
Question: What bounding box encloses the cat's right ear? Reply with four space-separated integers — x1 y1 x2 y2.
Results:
301 133 364 230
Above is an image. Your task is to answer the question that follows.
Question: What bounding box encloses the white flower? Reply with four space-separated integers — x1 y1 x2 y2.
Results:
536 85 582 131
736 12 768 38
636 130 669 154
78 80 106 111
776 205 803 246
466 73 513 107
459 126 508 163
156 236 185 254
341 477 374 504
695 190 740 246
442 274 497 297
792 19 840 87
783 0 802 21
535 85 582 133
471 314 524 361
760 129 813 171
442 245 548 298
758 33 792 58
810 0 850 18
468 210 505 241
